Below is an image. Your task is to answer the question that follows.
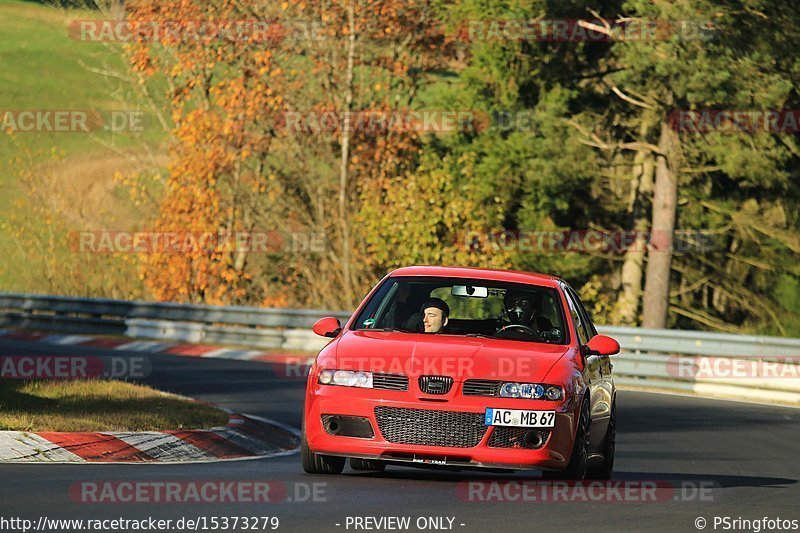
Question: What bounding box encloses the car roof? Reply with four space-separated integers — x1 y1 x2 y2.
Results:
387 265 563 288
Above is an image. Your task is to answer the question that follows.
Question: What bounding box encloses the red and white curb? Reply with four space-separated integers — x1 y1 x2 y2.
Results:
0 412 300 464
0 329 308 366
0 328 305 463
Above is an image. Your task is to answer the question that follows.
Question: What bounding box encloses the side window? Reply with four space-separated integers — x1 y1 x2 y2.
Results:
567 286 597 338
563 287 590 345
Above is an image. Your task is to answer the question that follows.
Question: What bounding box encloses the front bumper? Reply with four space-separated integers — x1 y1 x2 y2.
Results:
304 382 579 471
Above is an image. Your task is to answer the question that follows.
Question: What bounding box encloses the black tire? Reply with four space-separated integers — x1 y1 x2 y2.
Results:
587 401 615 480
542 396 590 480
301 425 346 474
349 458 386 472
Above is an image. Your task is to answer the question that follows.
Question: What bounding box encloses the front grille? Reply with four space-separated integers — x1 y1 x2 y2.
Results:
488 427 550 449
372 373 409 391
374 406 487 448
463 379 502 397
419 375 453 395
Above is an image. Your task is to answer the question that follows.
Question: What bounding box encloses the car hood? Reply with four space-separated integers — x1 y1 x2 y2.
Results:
333 330 570 382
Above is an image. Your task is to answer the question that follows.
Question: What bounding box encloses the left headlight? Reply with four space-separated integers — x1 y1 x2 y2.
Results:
318 369 373 388
499 382 563 401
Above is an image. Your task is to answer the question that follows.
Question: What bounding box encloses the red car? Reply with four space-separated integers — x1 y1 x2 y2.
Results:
301 266 619 479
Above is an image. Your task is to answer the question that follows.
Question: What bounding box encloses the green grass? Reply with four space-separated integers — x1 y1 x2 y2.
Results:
0 0 168 151
0 0 167 290
0 1 129 170
0 379 230 431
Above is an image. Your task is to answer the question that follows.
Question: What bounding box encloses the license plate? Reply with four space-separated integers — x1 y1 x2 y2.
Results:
485 408 555 428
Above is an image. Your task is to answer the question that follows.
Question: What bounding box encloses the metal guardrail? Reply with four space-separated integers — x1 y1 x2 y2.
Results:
0 293 350 329
600 326 800 406
0 292 798 405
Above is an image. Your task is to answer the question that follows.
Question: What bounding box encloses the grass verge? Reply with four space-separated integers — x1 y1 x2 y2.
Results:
0 0 167 291
0 379 230 432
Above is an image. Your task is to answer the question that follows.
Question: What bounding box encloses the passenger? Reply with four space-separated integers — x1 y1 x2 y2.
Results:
420 298 450 333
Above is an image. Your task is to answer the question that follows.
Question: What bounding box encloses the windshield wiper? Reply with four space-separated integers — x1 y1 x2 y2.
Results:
465 333 493 338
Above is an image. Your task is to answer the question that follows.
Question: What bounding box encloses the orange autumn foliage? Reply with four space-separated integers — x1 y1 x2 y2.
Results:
125 0 451 307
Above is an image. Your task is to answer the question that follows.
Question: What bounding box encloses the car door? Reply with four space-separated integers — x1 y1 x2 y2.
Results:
561 285 602 396
566 285 613 383
562 284 611 450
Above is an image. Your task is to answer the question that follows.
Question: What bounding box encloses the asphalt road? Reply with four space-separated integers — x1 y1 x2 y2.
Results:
0 338 798 533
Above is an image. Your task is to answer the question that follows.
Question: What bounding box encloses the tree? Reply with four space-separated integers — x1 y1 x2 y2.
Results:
569 0 800 331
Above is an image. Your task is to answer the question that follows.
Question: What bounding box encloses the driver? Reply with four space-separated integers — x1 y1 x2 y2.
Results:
385 282 426 330
497 290 553 334
504 290 537 326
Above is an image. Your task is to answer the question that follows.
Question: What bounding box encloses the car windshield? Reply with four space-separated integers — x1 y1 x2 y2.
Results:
352 276 568 344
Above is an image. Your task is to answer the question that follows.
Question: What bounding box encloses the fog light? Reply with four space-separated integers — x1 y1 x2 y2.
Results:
498 381 560 400
545 385 563 401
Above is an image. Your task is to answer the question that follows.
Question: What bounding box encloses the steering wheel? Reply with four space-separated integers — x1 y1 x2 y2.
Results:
497 324 539 336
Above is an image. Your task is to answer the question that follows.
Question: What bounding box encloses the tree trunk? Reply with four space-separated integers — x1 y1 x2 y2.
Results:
338 2 356 308
642 121 679 328
614 148 654 325
110 0 125 19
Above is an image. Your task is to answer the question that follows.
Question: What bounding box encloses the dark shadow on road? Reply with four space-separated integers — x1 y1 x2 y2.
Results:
334 468 798 490
610 470 797 488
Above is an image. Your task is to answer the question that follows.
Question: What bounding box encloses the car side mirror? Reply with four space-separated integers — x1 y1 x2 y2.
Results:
584 334 620 356
313 317 342 338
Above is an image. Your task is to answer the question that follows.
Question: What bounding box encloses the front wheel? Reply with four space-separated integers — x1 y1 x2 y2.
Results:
542 396 589 480
587 400 615 480
301 425 346 474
